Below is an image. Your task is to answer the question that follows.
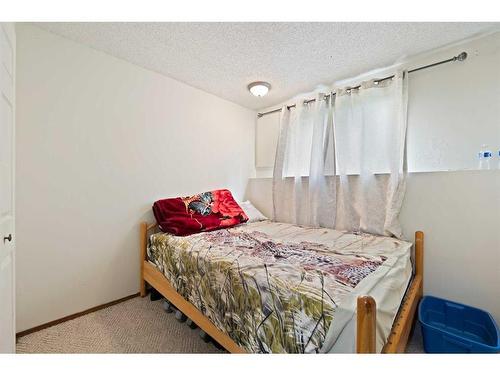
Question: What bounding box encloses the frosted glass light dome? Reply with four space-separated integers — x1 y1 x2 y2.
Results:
248 81 271 97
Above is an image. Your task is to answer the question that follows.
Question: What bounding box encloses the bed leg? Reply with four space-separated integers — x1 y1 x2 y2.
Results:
140 282 146 298
140 222 148 297
357 295 377 353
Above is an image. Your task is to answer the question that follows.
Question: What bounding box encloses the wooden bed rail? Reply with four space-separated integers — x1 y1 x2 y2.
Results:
140 222 424 354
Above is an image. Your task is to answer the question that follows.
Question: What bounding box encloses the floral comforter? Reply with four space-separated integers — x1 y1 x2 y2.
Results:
147 221 411 353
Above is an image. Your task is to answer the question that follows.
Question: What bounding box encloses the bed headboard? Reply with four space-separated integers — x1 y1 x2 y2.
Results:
139 222 160 296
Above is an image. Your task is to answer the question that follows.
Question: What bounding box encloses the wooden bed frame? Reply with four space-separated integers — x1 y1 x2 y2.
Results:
140 222 424 354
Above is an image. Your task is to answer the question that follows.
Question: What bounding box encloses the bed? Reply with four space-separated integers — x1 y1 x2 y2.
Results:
140 220 423 353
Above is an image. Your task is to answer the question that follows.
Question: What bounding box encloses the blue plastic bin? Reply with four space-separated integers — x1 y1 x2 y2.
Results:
418 296 500 353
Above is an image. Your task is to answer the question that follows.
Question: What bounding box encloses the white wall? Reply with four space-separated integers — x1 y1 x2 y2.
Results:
405 32 500 172
249 32 500 322
15 25 256 332
244 171 500 323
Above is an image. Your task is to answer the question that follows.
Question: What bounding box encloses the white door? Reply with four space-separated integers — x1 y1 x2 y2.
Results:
0 22 15 353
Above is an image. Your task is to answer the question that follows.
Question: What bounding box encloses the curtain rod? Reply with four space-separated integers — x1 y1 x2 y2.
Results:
257 51 468 118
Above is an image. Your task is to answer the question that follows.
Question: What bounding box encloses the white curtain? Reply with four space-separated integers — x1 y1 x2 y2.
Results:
272 72 408 238
273 91 335 228
333 72 408 237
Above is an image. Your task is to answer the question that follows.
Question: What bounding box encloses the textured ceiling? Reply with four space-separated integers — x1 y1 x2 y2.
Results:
35 22 497 110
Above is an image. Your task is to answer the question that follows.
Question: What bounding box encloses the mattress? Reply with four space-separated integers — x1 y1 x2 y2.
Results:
147 220 412 353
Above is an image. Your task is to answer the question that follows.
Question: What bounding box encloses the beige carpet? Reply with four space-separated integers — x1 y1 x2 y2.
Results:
16 297 222 353
17 296 424 353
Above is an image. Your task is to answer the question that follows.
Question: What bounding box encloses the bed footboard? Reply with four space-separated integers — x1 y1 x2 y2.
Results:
357 231 424 353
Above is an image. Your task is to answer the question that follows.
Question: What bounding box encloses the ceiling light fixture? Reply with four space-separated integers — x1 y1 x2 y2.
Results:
248 81 271 97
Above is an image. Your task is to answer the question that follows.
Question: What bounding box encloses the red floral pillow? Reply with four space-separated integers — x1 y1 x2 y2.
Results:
153 189 248 236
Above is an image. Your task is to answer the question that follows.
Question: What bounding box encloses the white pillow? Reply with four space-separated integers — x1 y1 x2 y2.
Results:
238 200 268 223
